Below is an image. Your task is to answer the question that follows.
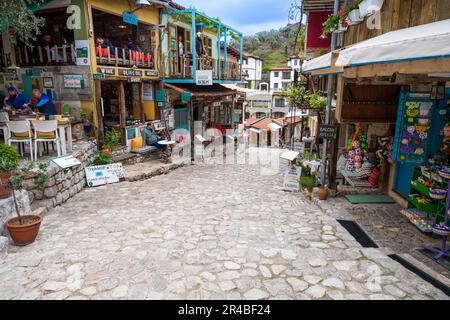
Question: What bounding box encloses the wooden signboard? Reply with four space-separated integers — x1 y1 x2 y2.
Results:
317 124 338 140
283 166 302 192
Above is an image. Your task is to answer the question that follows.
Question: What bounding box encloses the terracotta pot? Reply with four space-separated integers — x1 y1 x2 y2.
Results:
6 215 43 246
318 187 328 200
306 187 313 200
0 172 13 199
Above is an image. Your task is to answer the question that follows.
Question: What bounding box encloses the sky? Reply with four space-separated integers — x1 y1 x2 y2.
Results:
173 0 293 36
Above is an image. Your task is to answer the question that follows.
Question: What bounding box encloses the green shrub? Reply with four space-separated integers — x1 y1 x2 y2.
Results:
0 144 19 170
92 151 112 166
104 130 121 151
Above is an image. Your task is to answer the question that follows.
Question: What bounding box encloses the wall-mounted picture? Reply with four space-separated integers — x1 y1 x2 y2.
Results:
43 77 54 88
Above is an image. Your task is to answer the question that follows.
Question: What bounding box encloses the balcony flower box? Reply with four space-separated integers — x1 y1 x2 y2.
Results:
359 0 385 17
347 9 364 25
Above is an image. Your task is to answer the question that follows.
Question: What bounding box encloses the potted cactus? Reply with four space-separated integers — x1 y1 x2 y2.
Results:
0 145 20 199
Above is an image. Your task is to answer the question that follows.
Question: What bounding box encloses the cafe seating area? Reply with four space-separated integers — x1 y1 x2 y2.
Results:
0 111 72 162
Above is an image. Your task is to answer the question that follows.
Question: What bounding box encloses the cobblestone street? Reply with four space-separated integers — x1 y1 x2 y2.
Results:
0 160 448 300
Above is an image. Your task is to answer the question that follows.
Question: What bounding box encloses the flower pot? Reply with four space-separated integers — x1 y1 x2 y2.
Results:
306 187 313 200
6 215 42 246
318 186 328 200
0 172 13 199
359 0 384 17
347 9 364 25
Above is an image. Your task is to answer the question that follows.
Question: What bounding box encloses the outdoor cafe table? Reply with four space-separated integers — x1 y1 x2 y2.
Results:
0 119 73 156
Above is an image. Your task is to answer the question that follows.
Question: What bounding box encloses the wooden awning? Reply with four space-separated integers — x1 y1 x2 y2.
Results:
164 83 236 98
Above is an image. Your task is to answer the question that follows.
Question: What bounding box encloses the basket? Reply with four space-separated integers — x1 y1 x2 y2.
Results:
428 188 447 200
439 168 450 180
431 224 450 236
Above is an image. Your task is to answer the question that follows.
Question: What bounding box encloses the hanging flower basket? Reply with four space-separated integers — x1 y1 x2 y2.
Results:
347 9 364 25
439 167 450 180
359 0 385 17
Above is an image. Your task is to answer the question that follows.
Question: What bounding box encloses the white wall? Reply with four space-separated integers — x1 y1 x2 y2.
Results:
243 56 263 89
288 58 301 71
270 69 294 92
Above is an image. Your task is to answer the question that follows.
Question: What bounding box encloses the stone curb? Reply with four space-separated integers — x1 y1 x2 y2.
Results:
125 160 190 183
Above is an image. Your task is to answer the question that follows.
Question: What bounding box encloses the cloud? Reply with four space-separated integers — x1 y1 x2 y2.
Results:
173 0 292 35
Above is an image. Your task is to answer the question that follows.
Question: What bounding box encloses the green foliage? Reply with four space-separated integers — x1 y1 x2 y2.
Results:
18 161 49 189
0 144 20 171
322 14 340 36
299 175 317 191
92 152 112 166
6 174 23 191
0 0 46 45
0 157 19 173
104 130 121 151
284 85 327 110
80 109 88 119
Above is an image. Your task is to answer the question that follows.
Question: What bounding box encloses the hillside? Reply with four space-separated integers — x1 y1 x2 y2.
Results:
238 26 304 74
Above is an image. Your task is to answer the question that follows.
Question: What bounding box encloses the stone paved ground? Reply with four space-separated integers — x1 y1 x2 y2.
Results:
315 197 450 280
0 157 448 300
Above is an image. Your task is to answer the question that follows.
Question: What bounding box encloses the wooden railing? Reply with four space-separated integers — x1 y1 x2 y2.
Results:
167 52 240 81
15 44 76 66
96 46 155 69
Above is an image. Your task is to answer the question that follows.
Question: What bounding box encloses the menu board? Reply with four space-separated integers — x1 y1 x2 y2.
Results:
317 124 338 140
397 101 433 163
283 166 302 192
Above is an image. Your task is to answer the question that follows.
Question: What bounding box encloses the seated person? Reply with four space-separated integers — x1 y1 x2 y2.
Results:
95 35 116 57
141 122 166 150
3 87 30 113
29 89 56 118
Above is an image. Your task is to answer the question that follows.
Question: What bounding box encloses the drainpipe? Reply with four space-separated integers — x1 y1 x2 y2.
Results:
321 0 339 186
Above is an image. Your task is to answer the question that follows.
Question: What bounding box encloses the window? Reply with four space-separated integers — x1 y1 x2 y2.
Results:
274 83 279 89
274 71 279 77
282 82 289 90
185 30 191 52
294 59 298 66
282 72 291 80
203 36 212 56
275 98 285 108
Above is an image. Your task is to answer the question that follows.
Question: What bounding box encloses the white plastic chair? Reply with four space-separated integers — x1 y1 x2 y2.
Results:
32 120 61 160
7 120 34 161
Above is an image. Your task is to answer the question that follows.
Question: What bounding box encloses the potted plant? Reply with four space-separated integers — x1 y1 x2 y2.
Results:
347 1 364 25
5 174 43 246
80 109 92 135
0 144 20 199
102 130 121 155
300 175 316 201
322 14 340 37
336 6 351 32
92 151 112 166
317 184 329 201
359 0 384 17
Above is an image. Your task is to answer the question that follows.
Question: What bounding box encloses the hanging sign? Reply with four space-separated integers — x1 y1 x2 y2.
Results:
123 11 138 26
128 77 142 83
145 70 159 77
282 166 302 192
119 69 142 76
63 74 84 89
75 40 90 66
143 83 154 101
85 163 125 188
196 70 213 86
317 124 338 140
97 67 115 75
93 73 105 80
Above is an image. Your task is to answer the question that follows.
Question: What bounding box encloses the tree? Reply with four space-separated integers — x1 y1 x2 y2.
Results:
0 0 46 45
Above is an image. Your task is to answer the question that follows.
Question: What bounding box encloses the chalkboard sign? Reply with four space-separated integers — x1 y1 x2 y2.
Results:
317 124 338 140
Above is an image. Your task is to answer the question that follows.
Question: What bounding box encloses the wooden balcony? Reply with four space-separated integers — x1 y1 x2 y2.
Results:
96 46 155 69
14 44 76 67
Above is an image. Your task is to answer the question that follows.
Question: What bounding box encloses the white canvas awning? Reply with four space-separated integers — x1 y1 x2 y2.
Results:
249 128 261 134
336 19 450 67
268 123 283 131
302 52 332 72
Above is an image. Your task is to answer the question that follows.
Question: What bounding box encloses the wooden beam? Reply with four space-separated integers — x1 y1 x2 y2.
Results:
94 79 104 147
118 81 126 145
139 82 145 123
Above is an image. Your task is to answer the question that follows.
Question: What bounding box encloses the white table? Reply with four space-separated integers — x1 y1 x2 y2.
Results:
157 140 176 146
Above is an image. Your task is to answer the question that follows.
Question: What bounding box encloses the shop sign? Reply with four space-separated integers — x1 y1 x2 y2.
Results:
97 67 115 75
63 74 84 89
123 11 138 26
196 70 212 86
85 163 125 188
119 69 142 76
293 142 305 154
195 144 204 157
93 73 105 80
127 77 142 83
50 155 81 170
317 124 338 140
282 166 302 192
145 70 159 77
75 40 90 66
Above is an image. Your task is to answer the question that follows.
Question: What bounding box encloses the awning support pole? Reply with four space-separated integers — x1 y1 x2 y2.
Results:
321 0 339 186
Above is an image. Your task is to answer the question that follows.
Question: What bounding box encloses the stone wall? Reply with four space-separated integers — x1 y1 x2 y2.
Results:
24 140 97 211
